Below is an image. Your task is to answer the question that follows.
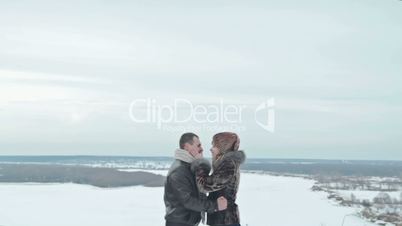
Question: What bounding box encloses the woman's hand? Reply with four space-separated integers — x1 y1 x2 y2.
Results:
217 196 227 211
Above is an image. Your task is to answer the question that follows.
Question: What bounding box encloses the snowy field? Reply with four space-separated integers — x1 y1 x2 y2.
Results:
0 171 378 226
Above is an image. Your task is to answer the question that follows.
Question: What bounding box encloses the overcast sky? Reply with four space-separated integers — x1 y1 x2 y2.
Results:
1 0 401 160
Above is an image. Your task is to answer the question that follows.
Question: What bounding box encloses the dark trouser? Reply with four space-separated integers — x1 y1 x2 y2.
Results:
165 221 194 226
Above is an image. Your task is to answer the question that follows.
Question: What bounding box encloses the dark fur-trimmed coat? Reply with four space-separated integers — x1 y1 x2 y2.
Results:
191 150 246 226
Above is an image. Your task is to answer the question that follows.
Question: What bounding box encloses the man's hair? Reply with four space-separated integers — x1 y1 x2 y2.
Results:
179 132 199 149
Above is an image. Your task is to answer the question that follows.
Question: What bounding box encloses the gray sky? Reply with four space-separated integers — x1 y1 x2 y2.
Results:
1 0 401 160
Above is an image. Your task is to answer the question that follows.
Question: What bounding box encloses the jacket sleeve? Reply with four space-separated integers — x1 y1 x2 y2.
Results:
169 171 218 213
194 159 236 194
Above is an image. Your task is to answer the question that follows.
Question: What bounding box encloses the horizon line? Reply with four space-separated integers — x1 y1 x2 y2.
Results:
0 154 401 162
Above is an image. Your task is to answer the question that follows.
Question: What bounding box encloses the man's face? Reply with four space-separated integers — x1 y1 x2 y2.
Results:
184 137 203 157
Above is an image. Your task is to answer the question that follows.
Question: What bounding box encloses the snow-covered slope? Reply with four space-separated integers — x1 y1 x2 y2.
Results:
0 172 378 226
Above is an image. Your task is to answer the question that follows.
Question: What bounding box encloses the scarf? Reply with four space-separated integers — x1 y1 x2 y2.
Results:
174 148 196 163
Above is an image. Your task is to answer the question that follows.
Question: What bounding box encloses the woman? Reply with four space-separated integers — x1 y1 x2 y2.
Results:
191 132 246 226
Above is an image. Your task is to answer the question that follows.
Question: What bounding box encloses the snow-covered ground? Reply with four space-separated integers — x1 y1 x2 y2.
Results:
0 171 379 226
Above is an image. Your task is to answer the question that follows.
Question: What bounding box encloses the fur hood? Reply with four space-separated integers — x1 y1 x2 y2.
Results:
213 150 246 169
219 150 246 164
191 150 246 173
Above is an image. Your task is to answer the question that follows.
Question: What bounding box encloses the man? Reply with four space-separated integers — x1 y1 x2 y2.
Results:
164 132 227 226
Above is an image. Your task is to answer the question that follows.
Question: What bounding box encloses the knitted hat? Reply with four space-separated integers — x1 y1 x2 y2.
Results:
212 132 240 154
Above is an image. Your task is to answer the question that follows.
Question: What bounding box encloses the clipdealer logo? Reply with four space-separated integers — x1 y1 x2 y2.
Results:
254 98 275 133
129 98 275 132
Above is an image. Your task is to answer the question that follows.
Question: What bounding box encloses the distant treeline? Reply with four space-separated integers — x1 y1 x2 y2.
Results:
0 164 165 188
1 156 402 178
242 162 402 177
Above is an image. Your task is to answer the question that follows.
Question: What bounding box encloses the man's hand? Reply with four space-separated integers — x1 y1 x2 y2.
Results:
217 196 227 211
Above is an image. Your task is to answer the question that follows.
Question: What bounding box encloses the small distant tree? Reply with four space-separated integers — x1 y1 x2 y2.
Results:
373 192 392 204
362 199 372 208
356 179 365 190
400 192 402 203
350 193 356 203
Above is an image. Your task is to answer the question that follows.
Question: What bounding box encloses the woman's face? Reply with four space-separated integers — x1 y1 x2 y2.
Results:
210 142 220 160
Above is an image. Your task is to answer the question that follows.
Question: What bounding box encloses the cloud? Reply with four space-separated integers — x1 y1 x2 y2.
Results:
0 69 106 84
0 0 401 158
